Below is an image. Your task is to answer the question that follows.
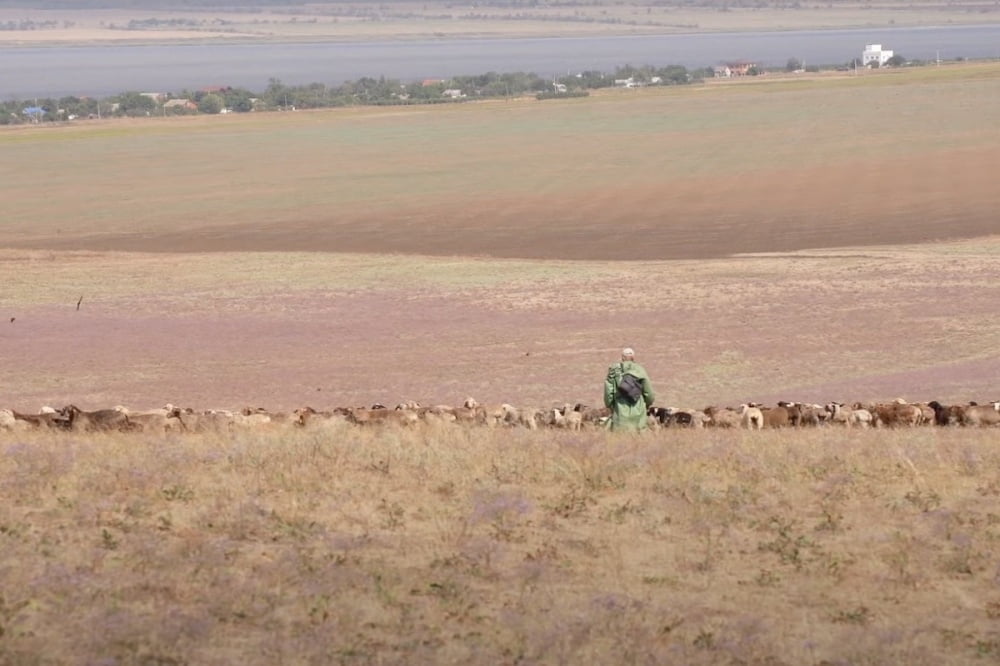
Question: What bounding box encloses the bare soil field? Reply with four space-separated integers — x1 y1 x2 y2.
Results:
1 65 999 411
1 238 999 412
4 426 1000 664
5 64 1000 262
1 1 998 45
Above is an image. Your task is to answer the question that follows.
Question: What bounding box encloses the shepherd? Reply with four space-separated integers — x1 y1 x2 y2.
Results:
604 347 656 432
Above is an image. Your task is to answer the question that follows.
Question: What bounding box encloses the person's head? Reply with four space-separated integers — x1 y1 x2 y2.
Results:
621 347 635 361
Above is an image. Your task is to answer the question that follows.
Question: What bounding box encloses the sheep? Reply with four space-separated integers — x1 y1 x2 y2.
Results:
961 405 1000 427
347 407 418 427
652 407 709 428
507 404 541 430
551 407 583 431
760 405 791 428
60 405 132 432
740 404 764 430
1 409 32 432
574 403 611 426
870 402 922 428
703 405 741 428
8 409 68 430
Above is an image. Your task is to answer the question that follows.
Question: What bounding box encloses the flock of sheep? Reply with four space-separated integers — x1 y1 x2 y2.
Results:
2 397 999 434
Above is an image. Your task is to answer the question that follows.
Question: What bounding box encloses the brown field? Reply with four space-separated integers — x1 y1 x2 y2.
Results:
2 62 1000 665
2 239 1000 412
5 64 1000 263
1 1 999 46
2 64 1000 411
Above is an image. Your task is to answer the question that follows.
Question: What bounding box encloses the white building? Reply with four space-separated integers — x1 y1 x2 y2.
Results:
862 44 894 67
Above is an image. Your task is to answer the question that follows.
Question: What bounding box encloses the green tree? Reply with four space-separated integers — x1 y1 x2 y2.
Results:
114 91 156 117
198 93 224 114
786 57 802 72
886 54 906 67
222 87 255 112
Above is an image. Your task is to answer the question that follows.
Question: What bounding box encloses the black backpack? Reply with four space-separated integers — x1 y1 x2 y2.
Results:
617 373 644 405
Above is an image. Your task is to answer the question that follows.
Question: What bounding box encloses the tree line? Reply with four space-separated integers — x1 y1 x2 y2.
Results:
0 63 700 125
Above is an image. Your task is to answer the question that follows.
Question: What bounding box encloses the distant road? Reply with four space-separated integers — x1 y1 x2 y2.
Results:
2 24 998 98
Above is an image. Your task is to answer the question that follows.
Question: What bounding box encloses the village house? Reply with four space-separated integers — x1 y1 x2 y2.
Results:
862 44 894 67
22 106 45 122
714 61 757 77
163 98 197 111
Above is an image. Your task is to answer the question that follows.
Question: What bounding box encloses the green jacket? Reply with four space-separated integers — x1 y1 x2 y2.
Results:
604 361 655 432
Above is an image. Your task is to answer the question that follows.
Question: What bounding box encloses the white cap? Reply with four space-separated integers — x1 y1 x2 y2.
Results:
622 347 635 357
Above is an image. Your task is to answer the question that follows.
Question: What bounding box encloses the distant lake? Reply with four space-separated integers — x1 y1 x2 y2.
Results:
2 24 998 98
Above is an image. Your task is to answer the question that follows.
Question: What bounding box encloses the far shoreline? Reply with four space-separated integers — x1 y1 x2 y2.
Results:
1 20 999 50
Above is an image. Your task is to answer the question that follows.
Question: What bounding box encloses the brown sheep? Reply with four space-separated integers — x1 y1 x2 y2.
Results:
60 405 132 432
347 408 418 427
961 405 1000 427
704 406 741 428
760 406 791 428
870 402 922 428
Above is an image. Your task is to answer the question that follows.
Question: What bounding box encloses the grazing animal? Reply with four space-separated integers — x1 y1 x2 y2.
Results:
760 406 791 428
927 401 962 427
961 404 1000 427
649 407 708 428
794 404 828 427
870 402 922 428
294 406 341 428
825 402 872 427
550 405 582 430
174 409 234 433
498 404 540 430
703 406 741 428
575 403 611 426
740 404 764 430
1 409 32 432
60 404 132 432
10 409 69 430
347 408 418 427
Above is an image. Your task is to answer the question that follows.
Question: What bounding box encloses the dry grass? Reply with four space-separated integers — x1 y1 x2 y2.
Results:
3 424 1000 664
